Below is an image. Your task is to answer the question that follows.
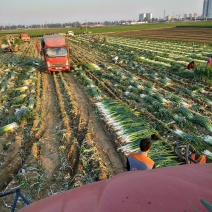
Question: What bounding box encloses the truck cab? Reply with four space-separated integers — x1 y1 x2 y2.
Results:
41 35 70 73
20 33 30 42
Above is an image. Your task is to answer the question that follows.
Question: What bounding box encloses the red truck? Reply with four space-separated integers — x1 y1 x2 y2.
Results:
20 33 30 42
41 35 70 73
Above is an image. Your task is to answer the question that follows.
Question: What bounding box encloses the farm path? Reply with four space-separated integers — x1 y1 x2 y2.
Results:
64 72 125 175
38 72 61 179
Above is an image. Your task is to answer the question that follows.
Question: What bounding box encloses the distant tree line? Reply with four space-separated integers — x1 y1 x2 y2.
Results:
0 20 142 30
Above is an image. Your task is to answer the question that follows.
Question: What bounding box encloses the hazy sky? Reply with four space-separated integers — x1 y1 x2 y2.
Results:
0 0 203 25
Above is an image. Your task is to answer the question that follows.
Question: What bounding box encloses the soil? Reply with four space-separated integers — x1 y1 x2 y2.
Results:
111 27 212 43
64 73 125 175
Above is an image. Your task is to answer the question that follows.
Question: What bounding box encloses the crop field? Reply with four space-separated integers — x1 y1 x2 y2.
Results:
0 31 212 210
112 27 212 43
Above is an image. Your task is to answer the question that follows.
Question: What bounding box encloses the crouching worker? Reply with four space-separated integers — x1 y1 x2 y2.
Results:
127 138 155 171
187 61 196 70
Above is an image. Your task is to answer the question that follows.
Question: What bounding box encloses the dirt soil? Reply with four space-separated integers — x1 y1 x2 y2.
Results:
111 27 212 43
65 73 125 174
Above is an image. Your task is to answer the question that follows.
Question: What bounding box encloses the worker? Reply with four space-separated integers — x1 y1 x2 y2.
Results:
9 36 14 44
187 61 196 70
206 55 212 67
127 138 155 171
8 44 13 52
35 42 40 54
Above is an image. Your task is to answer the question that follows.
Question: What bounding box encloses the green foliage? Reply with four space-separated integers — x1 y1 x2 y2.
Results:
194 65 212 83
2 142 11 151
169 64 183 72
14 38 22 45
177 70 194 79
0 21 212 39
191 115 212 132
2 39 9 45
149 139 180 168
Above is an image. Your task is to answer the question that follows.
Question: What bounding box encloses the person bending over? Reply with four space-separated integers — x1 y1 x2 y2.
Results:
187 61 196 70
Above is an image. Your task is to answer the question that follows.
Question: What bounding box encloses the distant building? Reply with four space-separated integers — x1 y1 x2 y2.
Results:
189 13 193 19
166 15 173 21
184 13 198 20
139 13 146 22
139 12 153 22
202 0 212 19
146 13 153 21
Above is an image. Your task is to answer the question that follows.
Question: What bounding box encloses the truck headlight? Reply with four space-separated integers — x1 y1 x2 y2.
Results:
47 62 51 67
66 60 69 66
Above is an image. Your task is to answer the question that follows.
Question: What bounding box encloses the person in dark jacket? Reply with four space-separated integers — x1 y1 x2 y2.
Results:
127 138 155 171
187 61 196 70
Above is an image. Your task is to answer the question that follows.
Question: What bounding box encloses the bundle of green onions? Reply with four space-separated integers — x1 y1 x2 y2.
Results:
88 85 102 100
202 150 212 160
0 122 19 136
95 99 157 154
148 139 180 168
80 62 101 71
12 94 27 104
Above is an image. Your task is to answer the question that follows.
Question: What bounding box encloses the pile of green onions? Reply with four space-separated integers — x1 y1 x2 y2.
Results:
95 99 157 154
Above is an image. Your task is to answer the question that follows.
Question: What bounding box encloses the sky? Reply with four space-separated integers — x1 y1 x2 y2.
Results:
0 0 204 25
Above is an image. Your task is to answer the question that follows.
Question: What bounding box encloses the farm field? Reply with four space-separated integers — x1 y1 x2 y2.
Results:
0 31 212 210
0 20 212 38
112 27 212 43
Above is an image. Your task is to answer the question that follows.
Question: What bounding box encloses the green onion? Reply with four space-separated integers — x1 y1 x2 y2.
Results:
0 122 19 136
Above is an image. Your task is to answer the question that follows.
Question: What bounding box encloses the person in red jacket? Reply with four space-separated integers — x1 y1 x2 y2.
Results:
206 55 212 67
127 138 155 171
187 61 196 70
35 42 40 54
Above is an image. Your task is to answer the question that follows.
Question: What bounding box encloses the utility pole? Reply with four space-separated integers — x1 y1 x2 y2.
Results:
85 19 88 34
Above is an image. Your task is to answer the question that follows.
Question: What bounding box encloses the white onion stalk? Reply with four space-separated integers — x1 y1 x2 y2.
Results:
22 79 32 86
174 129 185 136
30 85 36 94
203 136 212 145
137 85 143 90
181 102 189 107
140 94 147 98
13 94 27 104
0 85 6 93
14 106 28 118
28 96 36 109
14 86 29 91
0 122 19 135
89 63 100 70
202 150 212 160
124 92 130 96
161 98 168 103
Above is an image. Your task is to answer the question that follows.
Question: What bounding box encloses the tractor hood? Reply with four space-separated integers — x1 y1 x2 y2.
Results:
19 164 212 212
